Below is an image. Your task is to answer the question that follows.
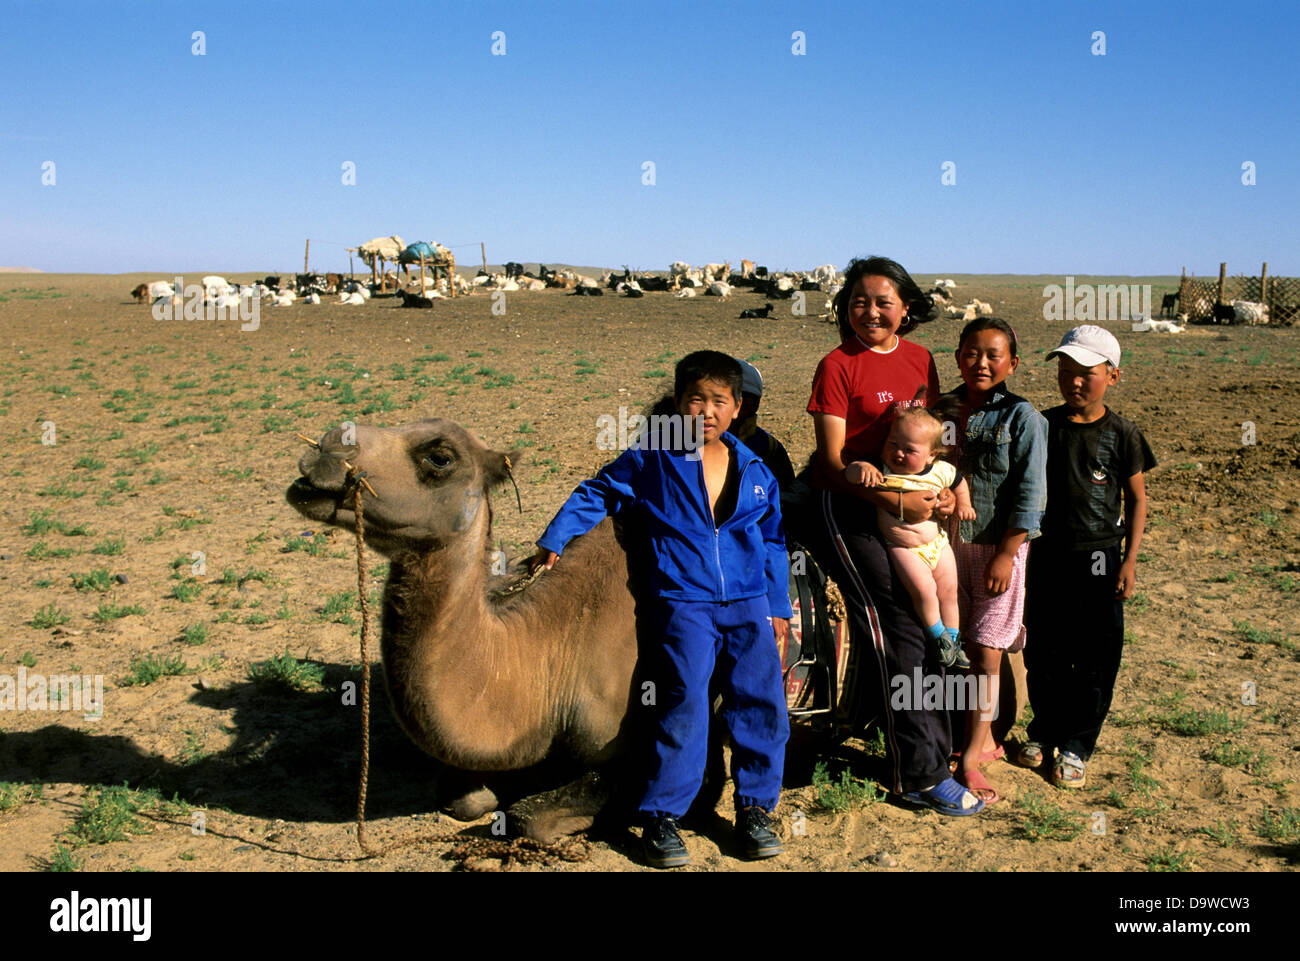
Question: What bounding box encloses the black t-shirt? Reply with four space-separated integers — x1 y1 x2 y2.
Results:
742 426 797 492
1039 406 1157 550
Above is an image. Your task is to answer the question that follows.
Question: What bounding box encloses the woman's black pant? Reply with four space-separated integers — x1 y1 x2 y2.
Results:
811 489 953 794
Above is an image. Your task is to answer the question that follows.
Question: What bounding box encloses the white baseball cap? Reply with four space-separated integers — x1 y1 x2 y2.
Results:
734 358 764 397
1046 325 1121 368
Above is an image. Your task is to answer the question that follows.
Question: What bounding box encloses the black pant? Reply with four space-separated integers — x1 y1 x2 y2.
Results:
812 489 952 794
1023 542 1125 760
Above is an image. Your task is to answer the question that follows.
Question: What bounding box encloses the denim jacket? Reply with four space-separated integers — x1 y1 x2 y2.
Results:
948 383 1048 545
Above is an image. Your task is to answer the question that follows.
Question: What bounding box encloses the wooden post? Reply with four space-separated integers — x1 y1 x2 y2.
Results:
305 239 310 275
1179 266 1188 312
1217 262 1227 305
419 255 426 296
481 242 487 274
348 250 355 281
1260 261 1269 314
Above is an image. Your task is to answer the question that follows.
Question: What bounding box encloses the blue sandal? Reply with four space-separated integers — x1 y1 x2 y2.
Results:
898 776 986 816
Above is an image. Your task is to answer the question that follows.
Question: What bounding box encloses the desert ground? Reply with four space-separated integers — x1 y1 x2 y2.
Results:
1 271 1297 872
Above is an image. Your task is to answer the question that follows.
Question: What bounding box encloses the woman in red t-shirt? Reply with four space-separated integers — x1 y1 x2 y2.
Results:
805 256 984 816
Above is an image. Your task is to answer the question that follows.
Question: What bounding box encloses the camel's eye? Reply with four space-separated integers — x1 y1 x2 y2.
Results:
422 450 454 472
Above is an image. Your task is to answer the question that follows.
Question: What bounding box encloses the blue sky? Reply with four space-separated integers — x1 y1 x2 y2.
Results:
2 0 1296 275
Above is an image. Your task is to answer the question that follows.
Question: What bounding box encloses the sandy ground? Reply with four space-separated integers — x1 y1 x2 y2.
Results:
1 272 1297 872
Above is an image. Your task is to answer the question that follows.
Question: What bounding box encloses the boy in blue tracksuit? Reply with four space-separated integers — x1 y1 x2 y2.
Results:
531 350 792 868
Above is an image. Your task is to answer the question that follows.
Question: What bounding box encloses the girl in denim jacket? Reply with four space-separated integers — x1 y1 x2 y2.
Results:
944 318 1047 805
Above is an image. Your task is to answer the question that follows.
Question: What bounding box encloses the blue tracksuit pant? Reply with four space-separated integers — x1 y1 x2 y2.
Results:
638 595 789 818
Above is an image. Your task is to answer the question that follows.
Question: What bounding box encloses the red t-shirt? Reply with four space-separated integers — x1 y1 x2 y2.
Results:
807 335 941 464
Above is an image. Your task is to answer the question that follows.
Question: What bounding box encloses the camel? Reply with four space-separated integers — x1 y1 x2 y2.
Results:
285 418 647 841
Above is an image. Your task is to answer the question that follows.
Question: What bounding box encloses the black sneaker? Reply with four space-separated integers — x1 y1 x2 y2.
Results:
735 806 783 860
642 816 690 869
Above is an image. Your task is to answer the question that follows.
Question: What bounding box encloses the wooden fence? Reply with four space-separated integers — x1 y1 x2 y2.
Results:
1178 262 1299 325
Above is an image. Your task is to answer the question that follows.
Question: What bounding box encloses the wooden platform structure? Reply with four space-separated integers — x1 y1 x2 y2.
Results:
398 242 457 299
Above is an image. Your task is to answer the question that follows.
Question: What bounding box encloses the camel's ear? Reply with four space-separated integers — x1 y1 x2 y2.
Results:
483 448 524 488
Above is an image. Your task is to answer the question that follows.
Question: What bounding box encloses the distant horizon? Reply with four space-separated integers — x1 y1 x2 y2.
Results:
4 1 1296 276
1 263 1223 283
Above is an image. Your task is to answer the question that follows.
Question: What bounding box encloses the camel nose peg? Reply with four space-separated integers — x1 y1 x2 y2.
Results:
345 463 378 498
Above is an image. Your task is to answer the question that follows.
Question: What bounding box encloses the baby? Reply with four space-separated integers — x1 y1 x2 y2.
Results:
846 407 976 669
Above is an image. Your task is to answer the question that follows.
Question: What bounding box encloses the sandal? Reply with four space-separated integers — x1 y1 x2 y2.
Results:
1015 741 1045 769
1052 751 1087 789
948 744 1006 774
898 776 986 817
956 768 1000 805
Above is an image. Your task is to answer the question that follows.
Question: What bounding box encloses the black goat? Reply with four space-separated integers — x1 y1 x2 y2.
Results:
739 303 775 319
1160 292 1180 317
398 290 434 309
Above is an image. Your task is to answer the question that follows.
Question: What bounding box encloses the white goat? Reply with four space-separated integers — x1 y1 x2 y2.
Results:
811 264 839 287
1232 300 1268 325
1132 317 1185 334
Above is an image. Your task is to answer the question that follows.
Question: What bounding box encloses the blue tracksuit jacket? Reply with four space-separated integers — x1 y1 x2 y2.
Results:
536 432 794 619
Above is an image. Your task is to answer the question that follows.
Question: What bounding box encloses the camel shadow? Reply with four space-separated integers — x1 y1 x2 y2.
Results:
0 662 557 824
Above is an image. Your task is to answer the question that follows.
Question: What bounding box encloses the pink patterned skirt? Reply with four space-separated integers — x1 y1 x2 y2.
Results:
955 540 1029 651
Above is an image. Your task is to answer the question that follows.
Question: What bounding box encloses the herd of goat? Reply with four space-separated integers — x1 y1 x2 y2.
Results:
132 274 375 309
123 268 1032 324
129 266 1270 325
127 263 858 315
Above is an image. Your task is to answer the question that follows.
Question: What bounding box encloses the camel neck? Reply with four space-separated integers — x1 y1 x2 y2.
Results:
379 527 567 770
385 534 490 646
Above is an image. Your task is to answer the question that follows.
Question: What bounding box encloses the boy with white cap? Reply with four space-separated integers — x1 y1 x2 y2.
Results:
1019 325 1156 788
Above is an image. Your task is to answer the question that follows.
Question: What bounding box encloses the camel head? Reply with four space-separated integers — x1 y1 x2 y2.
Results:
286 419 519 557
